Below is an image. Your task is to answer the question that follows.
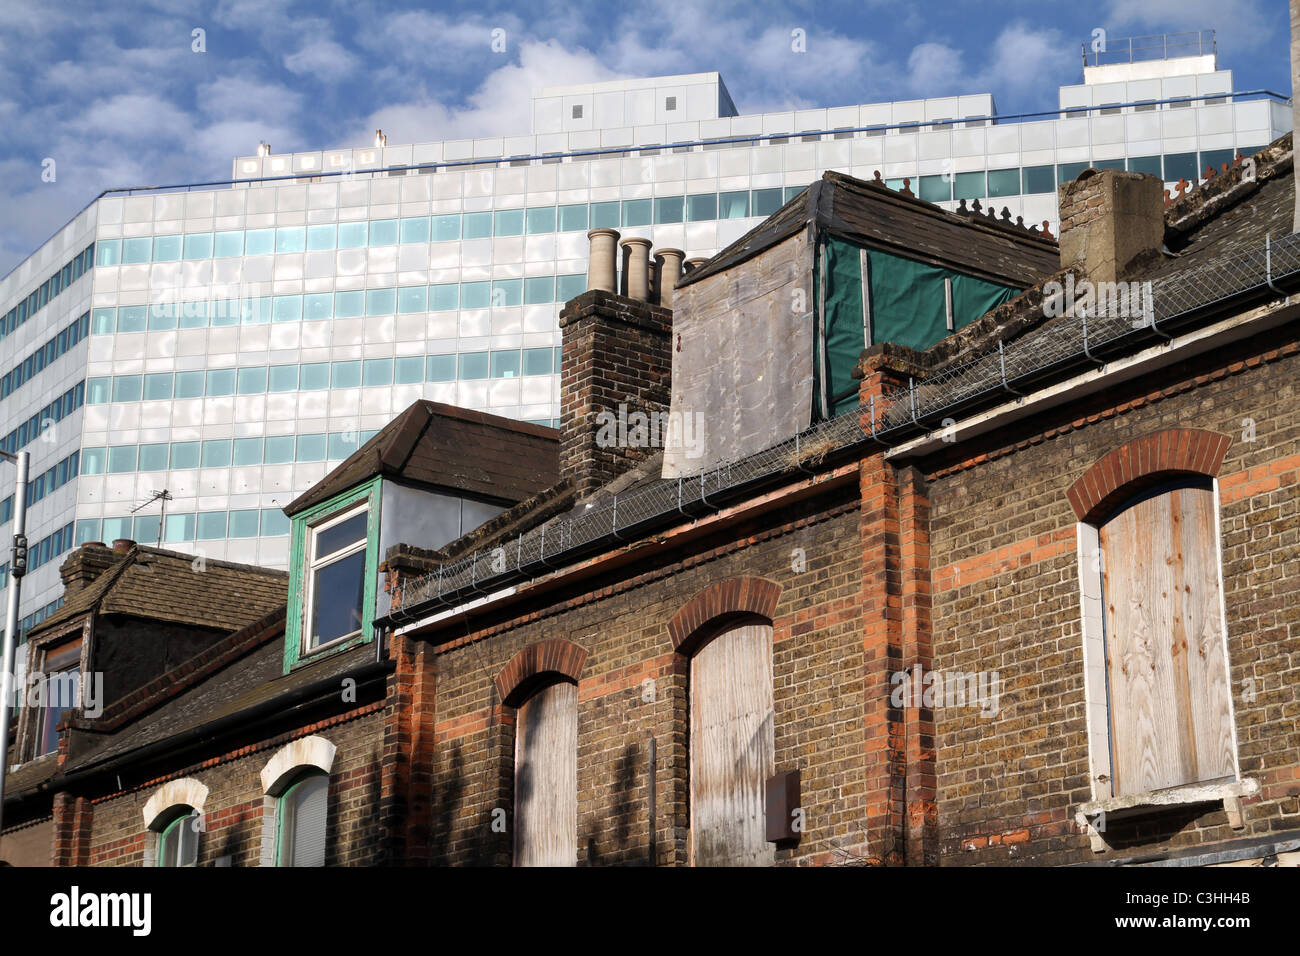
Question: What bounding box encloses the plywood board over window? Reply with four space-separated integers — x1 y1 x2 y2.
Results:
1100 483 1236 797
514 681 577 867
690 623 776 866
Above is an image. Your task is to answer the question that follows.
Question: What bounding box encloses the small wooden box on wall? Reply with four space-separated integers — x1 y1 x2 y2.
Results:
766 769 802 844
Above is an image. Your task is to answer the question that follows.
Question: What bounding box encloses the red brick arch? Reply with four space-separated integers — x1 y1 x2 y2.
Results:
667 577 782 655
494 638 588 707
1067 427 1231 524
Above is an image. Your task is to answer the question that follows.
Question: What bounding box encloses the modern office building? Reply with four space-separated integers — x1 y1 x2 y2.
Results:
0 30 1289 637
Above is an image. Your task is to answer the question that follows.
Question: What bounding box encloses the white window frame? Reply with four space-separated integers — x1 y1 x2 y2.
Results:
301 501 369 656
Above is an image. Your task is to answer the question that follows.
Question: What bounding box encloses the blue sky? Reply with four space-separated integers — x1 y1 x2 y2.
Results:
0 0 1291 276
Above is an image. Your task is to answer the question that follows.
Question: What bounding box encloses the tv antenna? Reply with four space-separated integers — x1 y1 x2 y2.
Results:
131 489 173 546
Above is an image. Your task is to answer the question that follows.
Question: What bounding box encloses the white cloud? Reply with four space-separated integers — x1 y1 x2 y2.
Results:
284 38 359 79
1102 1 1274 55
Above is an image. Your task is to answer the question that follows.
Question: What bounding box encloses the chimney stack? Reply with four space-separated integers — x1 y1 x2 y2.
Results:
619 237 652 301
654 248 685 308
58 541 126 594
587 229 620 293
1057 168 1164 285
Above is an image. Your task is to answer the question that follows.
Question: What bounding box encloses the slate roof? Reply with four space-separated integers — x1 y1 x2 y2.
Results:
27 544 288 640
286 399 560 516
677 168 1060 291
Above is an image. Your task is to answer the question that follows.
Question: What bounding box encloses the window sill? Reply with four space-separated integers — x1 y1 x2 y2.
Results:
1075 778 1259 853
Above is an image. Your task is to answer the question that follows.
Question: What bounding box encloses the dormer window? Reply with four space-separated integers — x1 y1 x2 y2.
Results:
304 502 368 652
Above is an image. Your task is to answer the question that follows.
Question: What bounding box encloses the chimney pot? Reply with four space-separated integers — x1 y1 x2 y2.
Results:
586 229 621 293
654 248 685 308
111 538 135 553
619 237 653 301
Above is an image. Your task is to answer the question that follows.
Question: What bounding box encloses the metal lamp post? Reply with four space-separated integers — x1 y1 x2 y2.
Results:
0 449 30 842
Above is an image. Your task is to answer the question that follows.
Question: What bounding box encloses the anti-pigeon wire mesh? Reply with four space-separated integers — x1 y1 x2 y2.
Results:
398 231 1300 615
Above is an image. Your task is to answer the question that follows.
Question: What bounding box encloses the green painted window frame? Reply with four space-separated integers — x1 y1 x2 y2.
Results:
284 477 381 673
155 806 199 867
274 769 329 867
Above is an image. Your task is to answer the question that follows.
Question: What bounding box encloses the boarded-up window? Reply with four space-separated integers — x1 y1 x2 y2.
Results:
514 680 577 867
690 623 775 866
1099 482 1235 797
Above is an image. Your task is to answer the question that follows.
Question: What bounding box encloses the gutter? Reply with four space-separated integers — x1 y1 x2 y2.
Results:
2 659 393 811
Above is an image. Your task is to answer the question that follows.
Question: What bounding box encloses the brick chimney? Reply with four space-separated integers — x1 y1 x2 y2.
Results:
558 289 673 497
58 542 126 594
1057 168 1164 285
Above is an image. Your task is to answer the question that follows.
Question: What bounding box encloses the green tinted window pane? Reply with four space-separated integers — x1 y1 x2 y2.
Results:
399 217 430 244
174 371 204 398
209 298 239 326
918 175 950 203
430 283 459 310
178 300 209 328
152 235 182 262
987 168 1021 198
91 308 117 333
273 295 303 323
76 518 104 544
107 445 137 473
397 286 427 313
269 365 298 392
370 219 398 246
1091 158 1126 172
1127 155 1163 177
148 303 176 330
526 207 555 234
237 366 268 394
953 171 985 201
752 188 784 217
306 224 336 251
164 513 196 543
1057 162 1089 185
241 297 272 324
431 215 461 241
654 196 684 224
112 375 142 402
332 361 362 388
138 443 169 472
133 514 160 545
557 204 588 231
205 368 235 396
169 441 200 469
1201 148 1235 177
462 212 492 239
260 509 290 536
1164 152 1197 182
622 199 652 226
233 437 262 466
334 291 364 318
87 378 111 404
1022 165 1055 194
213 231 244 257
296 433 326 461
524 276 554 304
122 238 152 264
229 509 260 538
491 279 522 307
303 293 332 321
494 209 524 236
95 240 122 266
117 306 147 333
590 201 620 228
686 193 717 221
885 178 905 191
719 191 749 218
338 222 368 249
328 432 359 460
244 229 274 255
264 435 295 464
275 227 305 253
81 448 106 475
362 358 392 386
461 281 490 309
556 274 586 301
426 354 456 382
366 288 397 316
394 356 424 384
102 516 132 541
459 352 488 379
183 233 214 260
143 373 173 400
523 347 552 376
201 439 231 467
300 363 330 390
785 186 804 204
490 350 520 378
197 511 227 540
